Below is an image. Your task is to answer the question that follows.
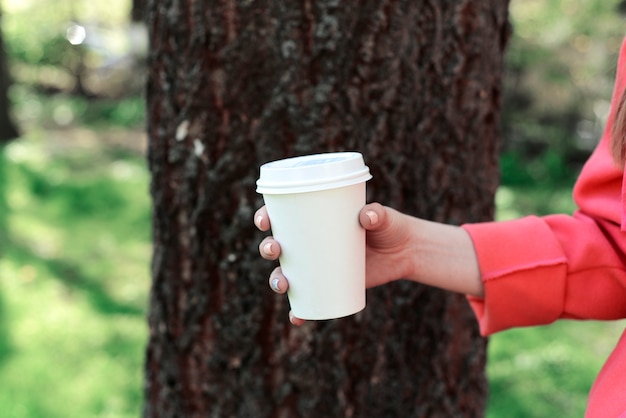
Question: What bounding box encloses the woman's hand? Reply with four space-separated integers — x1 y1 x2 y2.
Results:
254 202 416 325
255 201 483 325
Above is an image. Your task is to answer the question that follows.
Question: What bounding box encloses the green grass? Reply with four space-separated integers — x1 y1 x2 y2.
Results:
486 320 626 417
0 133 150 418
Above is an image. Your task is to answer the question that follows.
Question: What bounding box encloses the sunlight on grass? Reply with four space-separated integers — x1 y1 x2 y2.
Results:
486 320 626 418
0 133 150 418
495 185 578 220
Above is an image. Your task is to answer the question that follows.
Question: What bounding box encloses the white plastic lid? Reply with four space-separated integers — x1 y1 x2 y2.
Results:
256 152 372 194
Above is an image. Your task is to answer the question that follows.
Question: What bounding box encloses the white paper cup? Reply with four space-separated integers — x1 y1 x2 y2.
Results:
256 152 372 320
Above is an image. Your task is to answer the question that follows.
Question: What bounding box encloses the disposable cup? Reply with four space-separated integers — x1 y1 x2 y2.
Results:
256 152 372 320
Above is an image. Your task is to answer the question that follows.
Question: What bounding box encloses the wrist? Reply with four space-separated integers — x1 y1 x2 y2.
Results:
407 218 484 297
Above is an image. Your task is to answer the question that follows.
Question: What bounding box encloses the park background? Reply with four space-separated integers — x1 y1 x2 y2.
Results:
1 0 626 416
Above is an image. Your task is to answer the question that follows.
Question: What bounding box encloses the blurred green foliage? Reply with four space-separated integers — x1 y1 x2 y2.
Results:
500 150 577 188
3 0 146 128
0 134 149 418
503 0 626 186
1 2 148 416
9 84 145 129
3 0 131 67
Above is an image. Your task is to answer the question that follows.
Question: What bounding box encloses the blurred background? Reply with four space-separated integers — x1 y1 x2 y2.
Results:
0 0 625 417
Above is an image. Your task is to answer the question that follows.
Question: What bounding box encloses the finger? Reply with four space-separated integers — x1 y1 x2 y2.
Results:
268 266 289 294
359 202 386 230
259 237 281 261
289 311 305 326
254 206 271 231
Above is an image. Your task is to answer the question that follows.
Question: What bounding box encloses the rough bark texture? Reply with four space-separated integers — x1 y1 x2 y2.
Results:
0 12 18 143
145 1 510 417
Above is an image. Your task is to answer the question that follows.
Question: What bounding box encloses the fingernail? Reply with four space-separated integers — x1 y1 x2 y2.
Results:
289 312 304 326
271 277 281 292
365 210 379 225
263 242 275 256
255 215 264 229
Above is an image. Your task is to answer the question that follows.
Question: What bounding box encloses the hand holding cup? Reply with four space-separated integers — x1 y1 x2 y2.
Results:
256 152 371 321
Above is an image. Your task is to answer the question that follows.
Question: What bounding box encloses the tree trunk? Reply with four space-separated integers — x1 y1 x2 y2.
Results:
0 11 18 143
131 0 146 23
144 1 510 417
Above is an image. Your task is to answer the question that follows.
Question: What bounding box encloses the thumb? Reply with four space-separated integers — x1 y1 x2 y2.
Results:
359 202 387 230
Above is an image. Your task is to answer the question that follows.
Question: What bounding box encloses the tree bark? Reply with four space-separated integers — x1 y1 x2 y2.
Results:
145 1 510 417
0 11 18 143
131 0 147 23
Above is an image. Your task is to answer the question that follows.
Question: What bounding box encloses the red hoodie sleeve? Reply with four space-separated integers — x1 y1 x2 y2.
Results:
462 39 626 337
463 213 626 336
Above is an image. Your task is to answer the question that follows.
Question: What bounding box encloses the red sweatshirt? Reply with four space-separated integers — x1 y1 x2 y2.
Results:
463 40 626 417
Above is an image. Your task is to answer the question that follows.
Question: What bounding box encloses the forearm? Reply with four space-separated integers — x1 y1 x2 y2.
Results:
406 217 484 298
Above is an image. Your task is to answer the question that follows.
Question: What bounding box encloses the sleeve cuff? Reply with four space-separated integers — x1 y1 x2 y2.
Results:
462 216 568 336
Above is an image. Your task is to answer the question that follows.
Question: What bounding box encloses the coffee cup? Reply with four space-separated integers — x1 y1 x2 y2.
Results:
256 152 372 320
